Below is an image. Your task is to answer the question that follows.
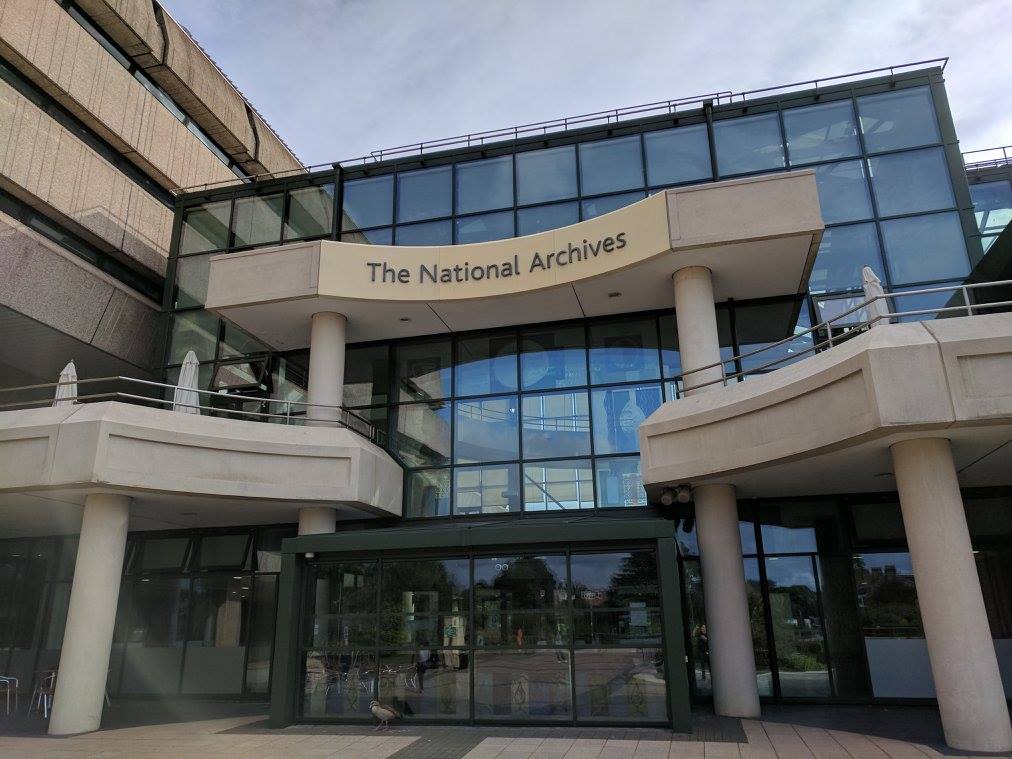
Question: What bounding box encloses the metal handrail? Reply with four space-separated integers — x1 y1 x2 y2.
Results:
173 58 948 196
0 376 385 446
964 145 1012 171
671 279 1012 393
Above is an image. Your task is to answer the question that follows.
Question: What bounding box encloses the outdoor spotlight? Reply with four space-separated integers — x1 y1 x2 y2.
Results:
659 488 676 507
676 483 693 504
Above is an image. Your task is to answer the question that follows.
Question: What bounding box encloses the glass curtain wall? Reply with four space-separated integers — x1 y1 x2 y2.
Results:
300 546 667 723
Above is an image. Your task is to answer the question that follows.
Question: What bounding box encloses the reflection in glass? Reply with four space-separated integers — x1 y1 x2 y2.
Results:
523 459 593 511
285 183 334 240
245 575 277 693
454 464 520 515
395 339 452 402
594 456 646 508
456 333 518 396
456 155 513 214
516 146 578 205
406 469 451 517
658 314 680 379
868 147 954 217
682 559 711 696
380 558 469 648
521 391 590 459
174 254 211 309
517 202 579 236
302 650 376 717
588 318 661 384
743 558 773 697
880 211 970 285
343 345 389 407
970 179 1012 244
809 223 884 294
591 384 662 454
734 299 812 374
858 86 940 154
714 112 785 176
581 191 645 220
395 219 452 246
454 396 518 463
120 577 189 694
181 575 249 693
169 311 219 364
765 555 831 697
473 554 567 647
894 281 966 322
579 136 644 196
378 650 470 718
571 551 660 645
139 537 190 571
341 227 393 245
392 402 451 467
342 175 393 230
231 193 283 248
219 322 266 358
397 166 452 223
644 124 711 186
180 200 230 255
521 325 587 390
455 210 514 243
574 649 665 721
812 160 873 224
474 650 572 720
783 101 860 165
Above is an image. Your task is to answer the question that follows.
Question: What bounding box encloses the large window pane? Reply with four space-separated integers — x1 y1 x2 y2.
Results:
858 86 940 154
868 147 955 217
455 210 514 243
179 200 230 255
474 650 571 720
406 468 451 518
714 113 785 176
588 318 660 385
168 311 218 363
454 395 518 463
392 402 451 467
302 650 376 717
395 338 452 402
456 155 513 214
521 390 590 459
574 649 665 722
244 574 277 694
523 459 593 511
581 191 645 220
310 561 379 616
594 455 647 509
765 556 831 697
454 464 520 515
812 160 873 224
341 175 393 230
181 575 249 694
971 180 1012 241
456 333 518 396
343 345 389 407
378 650 470 719
474 554 567 647
174 254 211 309
397 166 452 223
880 211 970 286
517 202 579 236
231 193 283 248
516 146 578 205
285 183 334 240
579 136 644 196
591 384 662 455
893 281 967 322
120 577 189 694
395 219 452 246
644 124 711 186
219 322 267 358
380 558 469 648
783 101 861 165
521 324 587 390
341 227 392 245
735 299 812 374
571 550 660 646
809 222 884 294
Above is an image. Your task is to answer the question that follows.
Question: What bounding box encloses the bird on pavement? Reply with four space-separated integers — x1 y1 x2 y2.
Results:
370 699 401 730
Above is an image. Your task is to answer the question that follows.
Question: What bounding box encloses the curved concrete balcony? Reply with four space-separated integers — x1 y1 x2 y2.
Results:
0 401 402 536
640 313 1012 497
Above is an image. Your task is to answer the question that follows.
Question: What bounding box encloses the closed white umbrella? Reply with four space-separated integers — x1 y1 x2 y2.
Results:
172 350 201 414
862 266 890 328
52 360 78 407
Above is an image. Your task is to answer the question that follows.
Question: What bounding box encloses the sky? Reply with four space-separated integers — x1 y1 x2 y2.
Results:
161 0 1012 167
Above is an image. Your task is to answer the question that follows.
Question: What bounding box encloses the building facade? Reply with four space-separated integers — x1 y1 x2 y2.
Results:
0 21 1011 753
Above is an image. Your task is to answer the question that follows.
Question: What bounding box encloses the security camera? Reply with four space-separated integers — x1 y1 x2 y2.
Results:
660 484 693 506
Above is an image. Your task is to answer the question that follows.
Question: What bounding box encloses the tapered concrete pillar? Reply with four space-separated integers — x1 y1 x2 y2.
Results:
299 506 337 535
49 493 130 735
891 438 1012 752
672 266 760 717
307 311 347 425
673 266 724 396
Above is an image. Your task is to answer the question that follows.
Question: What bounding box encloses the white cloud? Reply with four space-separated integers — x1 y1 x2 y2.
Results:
163 0 1012 166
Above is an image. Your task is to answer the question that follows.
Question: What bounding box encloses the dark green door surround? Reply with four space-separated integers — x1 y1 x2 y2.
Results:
269 517 691 732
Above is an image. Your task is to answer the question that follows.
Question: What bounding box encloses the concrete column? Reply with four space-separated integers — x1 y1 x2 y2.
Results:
672 266 724 396
306 311 347 425
694 484 761 717
891 438 1012 752
299 506 337 535
48 493 130 735
672 265 760 717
